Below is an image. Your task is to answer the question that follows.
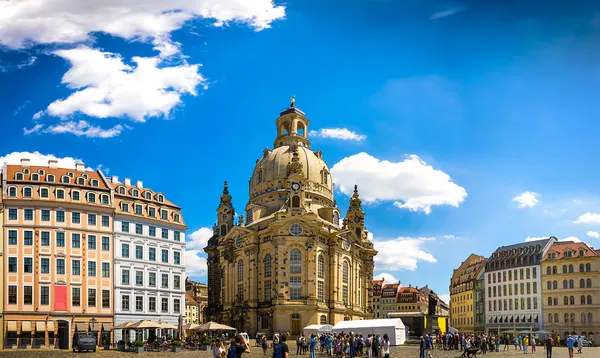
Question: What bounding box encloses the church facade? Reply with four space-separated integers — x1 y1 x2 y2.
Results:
204 100 377 336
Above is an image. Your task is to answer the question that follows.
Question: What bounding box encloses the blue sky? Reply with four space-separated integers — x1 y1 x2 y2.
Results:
2 0 600 303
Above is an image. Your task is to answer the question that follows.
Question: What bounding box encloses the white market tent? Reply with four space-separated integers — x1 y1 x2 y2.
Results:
303 324 333 336
332 319 406 346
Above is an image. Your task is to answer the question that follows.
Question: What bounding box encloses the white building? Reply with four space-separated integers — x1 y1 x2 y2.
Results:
484 237 557 333
110 177 187 342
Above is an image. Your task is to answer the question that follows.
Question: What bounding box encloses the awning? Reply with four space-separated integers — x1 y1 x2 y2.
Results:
76 323 86 331
21 321 32 332
102 323 113 331
7 321 17 332
47 321 55 332
89 322 99 332
36 322 46 332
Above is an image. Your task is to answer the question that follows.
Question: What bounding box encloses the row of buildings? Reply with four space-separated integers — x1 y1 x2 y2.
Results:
0 158 187 349
450 237 600 341
371 280 449 337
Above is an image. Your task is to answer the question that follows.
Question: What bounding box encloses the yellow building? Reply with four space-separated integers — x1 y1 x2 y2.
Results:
205 100 377 336
186 278 208 323
450 254 486 333
185 293 200 325
1 159 115 349
541 241 600 342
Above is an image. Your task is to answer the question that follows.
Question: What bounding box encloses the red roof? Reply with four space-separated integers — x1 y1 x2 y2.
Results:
543 242 599 260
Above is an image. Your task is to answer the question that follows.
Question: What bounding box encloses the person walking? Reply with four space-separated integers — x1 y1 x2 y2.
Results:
577 336 583 354
419 336 425 358
309 334 317 358
523 336 529 354
566 335 574 358
261 336 268 356
531 336 536 353
425 334 434 358
545 335 553 358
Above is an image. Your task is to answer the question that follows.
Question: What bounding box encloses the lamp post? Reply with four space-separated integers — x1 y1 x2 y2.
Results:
90 317 98 346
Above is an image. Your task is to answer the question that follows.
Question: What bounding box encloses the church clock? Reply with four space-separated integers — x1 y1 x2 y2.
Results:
353 216 361 223
291 183 300 191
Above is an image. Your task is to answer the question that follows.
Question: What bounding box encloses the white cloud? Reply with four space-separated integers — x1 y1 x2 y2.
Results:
23 124 43 135
525 236 549 242
0 0 286 54
430 7 465 20
441 234 456 240
374 272 398 283
44 120 124 138
34 47 205 123
587 231 600 239
187 227 213 250
373 236 437 271
0 151 91 170
309 128 366 141
331 152 467 214
185 250 208 277
512 191 539 208
560 236 581 243
574 212 600 224
438 294 451 304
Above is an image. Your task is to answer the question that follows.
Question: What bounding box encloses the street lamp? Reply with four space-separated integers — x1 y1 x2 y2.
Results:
90 317 98 345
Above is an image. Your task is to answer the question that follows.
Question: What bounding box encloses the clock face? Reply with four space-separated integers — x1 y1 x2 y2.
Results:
291 183 300 191
353 216 361 223
235 237 242 248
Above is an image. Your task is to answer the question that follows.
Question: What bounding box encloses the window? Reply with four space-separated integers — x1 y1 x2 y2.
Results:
77 178 85 185
8 257 17 272
88 261 96 276
88 193 95 203
88 235 96 249
101 195 109 205
102 262 110 278
8 187 16 197
264 280 272 301
317 281 324 302
174 251 181 265
122 222 129 233
149 248 156 261
136 271 143 285
548 297 552 306
122 270 130 285
88 214 96 225
47 174 54 182
570 296 575 305
264 254 273 278
149 226 156 237
56 189 64 199
56 259 65 274
588 295 593 304
162 249 168 263
161 298 168 312
161 210 168 220
122 296 130 311
582 313 586 323
553 281 558 289
136 245 143 260
290 248 302 274
564 296 569 305
56 232 65 247
102 290 110 308
149 297 156 312
72 212 80 224
88 289 96 307
237 260 244 282
587 278 592 288
553 266 557 274
40 188 49 198
132 189 138 197
24 286 33 305
548 313 553 323
56 210 65 222
589 313 593 323
8 286 17 304
101 236 109 251
135 224 143 235
580 264 585 272
586 263 591 272
148 207 155 217
62 176 69 184
24 209 33 220
71 233 79 248
569 279 574 289
41 209 50 221
174 275 181 289
136 296 143 312
91 179 99 187
145 192 152 200
333 212 340 226
24 257 33 273
563 280 568 289
174 298 181 313
72 191 79 201
31 173 39 181
174 214 180 222
158 195 163 203
161 229 168 239
41 286 49 305
569 264 574 273
41 231 50 246
23 187 32 197
342 261 349 304
101 215 110 227
122 244 129 258
118 187 125 195
290 277 302 300
41 258 49 273
162 274 169 288
72 260 80 275
72 288 81 306
174 231 181 241
8 208 17 220
533 281 537 294
135 205 142 215
149 272 156 287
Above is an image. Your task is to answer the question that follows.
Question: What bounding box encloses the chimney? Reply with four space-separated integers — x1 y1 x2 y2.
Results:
75 161 84 172
124 178 131 186
20 158 30 167
48 160 58 169
136 180 143 189
111 176 119 184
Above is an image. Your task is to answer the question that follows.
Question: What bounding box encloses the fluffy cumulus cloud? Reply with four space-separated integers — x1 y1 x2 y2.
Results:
26 120 125 138
373 272 398 283
560 236 581 243
525 236 549 242
587 231 600 239
185 250 208 277
187 227 213 250
512 191 539 208
373 236 437 271
438 294 451 304
309 128 366 141
0 151 90 170
331 153 467 214
574 212 600 224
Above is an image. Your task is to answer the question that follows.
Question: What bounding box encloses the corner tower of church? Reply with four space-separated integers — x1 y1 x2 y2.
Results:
204 99 377 335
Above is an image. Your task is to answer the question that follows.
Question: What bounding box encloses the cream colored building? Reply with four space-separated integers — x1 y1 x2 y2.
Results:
205 100 377 336
1 159 114 349
372 279 384 318
541 241 600 342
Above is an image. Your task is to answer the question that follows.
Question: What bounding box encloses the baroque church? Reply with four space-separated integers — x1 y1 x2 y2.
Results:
204 99 377 336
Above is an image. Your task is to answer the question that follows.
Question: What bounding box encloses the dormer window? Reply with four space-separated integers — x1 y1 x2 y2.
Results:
88 193 96 203
23 168 30 174
121 203 129 212
333 211 340 226
68 172 74 178
174 213 180 222
56 189 65 199
119 187 125 195
135 205 143 215
77 178 85 185
40 188 49 198
91 179 99 187
132 189 138 197
16 173 23 180
148 207 156 217
47 174 55 182
158 195 164 203
31 173 39 181
82 174 88 179
579 250 585 257
101 195 109 205
62 176 70 184
72 191 80 201
565 251 573 258
38 169 45 175
145 192 151 200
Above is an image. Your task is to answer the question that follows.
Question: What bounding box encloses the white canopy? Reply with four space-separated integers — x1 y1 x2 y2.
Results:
332 319 406 345
303 324 333 336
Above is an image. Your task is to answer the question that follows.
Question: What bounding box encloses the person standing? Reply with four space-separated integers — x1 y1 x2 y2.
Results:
577 336 583 354
419 336 425 358
531 336 536 353
523 336 529 354
545 335 553 358
425 334 434 358
566 335 574 358
380 333 390 358
309 334 317 358
212 338 225 358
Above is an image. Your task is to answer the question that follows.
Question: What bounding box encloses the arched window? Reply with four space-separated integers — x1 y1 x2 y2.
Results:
290 248 302 274
547 281 552 290
563 265 567 274
564 313 569 323
321 170 328 185
581 295 586 305
552 266 557 274
257 169 263 184
8 187 16 197
579 250 585 257
548 313 553 323
23 187 32 197
563 280 568 289
263 254 272 278
553 281 558 289
571 313 575 323
586 263 591 272
569 279 574 289
320 315 327 325
587 295 592 305
546 267 551 275
333 212 340 226
554 313 559 322
77 177 84 185
91 179 99 187
317 255 324 279
569 264 574 273
145 192 151 200
580 264 585 272
580 279 585 288
16 173 23 180
237 260 244 282
220 224 227 236
588 313 593 323
564 296 569 305
570 296 575 305
291 195 300 208
119 187 125 195
342 261 349 305
31 173 39 181
40 188 49 198
587 278 592 288
548 297 552 306
582 313 586 323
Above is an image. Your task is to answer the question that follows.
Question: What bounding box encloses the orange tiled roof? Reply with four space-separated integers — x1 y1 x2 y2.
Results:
110 182 180 209
372 279 384 285
185 293 198 304
5 164 109 190
543 241 599 260
383 283 399 290
399 287 420 294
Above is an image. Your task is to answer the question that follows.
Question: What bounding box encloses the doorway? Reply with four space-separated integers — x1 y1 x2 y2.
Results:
291 314 301 336
57 321 69 349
